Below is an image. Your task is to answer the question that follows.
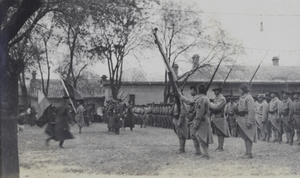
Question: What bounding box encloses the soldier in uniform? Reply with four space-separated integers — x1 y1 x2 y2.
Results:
224 97 238 137
291 91 300 145
172 86 198 154
279 91 294 145
235 84 257 159
255 94 269 141
210 87 230 152
75 99 85 134
268 91 282 143
180 84 213 159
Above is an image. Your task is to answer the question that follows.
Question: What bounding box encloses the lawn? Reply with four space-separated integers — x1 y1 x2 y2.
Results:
18 123 300 178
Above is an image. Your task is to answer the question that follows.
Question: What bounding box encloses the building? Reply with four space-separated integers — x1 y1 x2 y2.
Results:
28 72 105 110
104 57 300 104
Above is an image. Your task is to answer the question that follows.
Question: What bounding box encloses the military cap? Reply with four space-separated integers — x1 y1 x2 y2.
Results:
239 84 250 92
281 90 291 95
212 86 222 92
292 91 300 95
257 94 266 98
270 90 280 96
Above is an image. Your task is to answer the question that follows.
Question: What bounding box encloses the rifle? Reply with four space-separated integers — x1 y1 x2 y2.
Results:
206 52 226 92
152 28 187 119
248 52 267 84
221 54 239 88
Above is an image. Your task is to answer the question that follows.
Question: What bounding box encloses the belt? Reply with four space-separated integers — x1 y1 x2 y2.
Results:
236 111 248 117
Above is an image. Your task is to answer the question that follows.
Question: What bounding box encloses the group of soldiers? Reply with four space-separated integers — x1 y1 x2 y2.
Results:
100 84 300 160
103 99 135 134
224 90 300 146
132 104 174 129
172 83 300 160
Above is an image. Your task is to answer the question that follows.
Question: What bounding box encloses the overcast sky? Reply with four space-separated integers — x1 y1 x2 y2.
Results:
51 0 300 81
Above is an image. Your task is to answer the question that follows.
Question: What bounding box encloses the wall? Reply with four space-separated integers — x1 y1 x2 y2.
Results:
105 82 300 105
105 84 165 105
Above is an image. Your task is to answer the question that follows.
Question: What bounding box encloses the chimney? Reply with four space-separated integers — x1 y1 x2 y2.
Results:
192 54 200 69
32 70 37 80
173 63 179 77
272 57 279 66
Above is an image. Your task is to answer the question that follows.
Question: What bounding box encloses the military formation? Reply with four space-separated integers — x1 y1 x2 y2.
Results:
132 104 174 129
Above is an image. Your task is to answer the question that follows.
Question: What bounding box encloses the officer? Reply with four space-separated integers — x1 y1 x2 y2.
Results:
235 84 257 159
210 86 230 152
280 91 294 145
268 91 282 143
291 91 300 145
255 94 269 141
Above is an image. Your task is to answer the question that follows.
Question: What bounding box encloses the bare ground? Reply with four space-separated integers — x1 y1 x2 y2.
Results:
18 123 300 178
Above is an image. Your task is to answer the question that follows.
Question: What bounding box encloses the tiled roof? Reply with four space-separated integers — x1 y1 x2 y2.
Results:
181 65 300 83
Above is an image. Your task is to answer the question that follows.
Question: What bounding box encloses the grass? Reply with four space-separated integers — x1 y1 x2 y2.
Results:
18 123 300 178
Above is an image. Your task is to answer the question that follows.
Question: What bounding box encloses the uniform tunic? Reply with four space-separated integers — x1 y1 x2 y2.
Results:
280 98 293 131
210 94 230 137
224 102 238 136
268 97 282 132
192 94 213 144
255 100 269 131
236 93 257 143
291 99 300 131
173 102 189 139
75 104 85 127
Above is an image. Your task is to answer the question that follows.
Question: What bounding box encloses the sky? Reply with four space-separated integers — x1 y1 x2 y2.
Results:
49 0 300 81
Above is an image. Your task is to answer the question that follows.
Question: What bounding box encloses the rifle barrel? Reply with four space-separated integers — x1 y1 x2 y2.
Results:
206 53 225 92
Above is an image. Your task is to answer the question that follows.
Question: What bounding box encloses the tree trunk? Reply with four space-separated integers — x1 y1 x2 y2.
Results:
111 85 119 100
0 54 20 178
163 70 170 103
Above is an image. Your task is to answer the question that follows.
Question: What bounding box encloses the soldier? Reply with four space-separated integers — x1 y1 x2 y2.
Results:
235 84 257 159
224 97 238 137
180 84 213 159
210 87 230 152
75 99 85 134
280 90 294 145
291 91 300 145
255 94 269 141
268 91 282 143
172 86 197 154
124 101 135 131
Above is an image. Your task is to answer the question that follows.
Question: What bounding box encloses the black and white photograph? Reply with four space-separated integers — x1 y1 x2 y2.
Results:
1 0 300 177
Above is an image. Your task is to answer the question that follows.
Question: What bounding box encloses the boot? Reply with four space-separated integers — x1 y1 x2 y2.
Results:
192 139 201 156
200 142 209 159
176 139 186 154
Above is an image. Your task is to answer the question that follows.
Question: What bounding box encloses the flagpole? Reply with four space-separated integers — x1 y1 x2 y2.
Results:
60 78 77 113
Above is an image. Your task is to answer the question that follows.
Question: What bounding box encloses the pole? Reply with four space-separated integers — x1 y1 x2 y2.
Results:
206 52 226 92
221 54 239 87
60 78 77 113
248 52 268 84
152 28 187 118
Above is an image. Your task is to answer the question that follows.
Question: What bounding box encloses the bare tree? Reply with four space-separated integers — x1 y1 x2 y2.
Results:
152 2 243 103
53 0 93 88
89 0 154 99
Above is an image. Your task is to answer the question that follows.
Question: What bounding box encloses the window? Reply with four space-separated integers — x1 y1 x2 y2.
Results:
129 94 135 105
